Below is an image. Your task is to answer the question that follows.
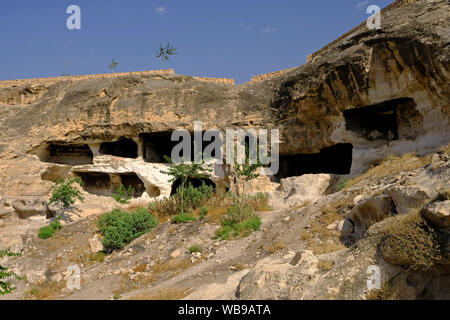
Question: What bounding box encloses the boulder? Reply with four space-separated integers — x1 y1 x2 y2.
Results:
26 266 48 285
89 235 104 253
345 195 394 238
279 174 331 203
386 185 437 216
11 199 50 219
421 200 450 229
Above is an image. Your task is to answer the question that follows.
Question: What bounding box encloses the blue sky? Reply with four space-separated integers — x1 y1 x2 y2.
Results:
0 0 393 84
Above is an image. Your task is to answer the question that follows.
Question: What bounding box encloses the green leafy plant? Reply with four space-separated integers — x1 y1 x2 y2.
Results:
233 142 263 198
160 155 212 215
176 182 214 212
188 245 202 253
155 43 177 69
42 177 84 239
49 177 84 210
38 218 62 239
0 249 22 295
97 208 157 252
112 184 135 204
172 213 196 224
199 206 208 220
214 201 261 240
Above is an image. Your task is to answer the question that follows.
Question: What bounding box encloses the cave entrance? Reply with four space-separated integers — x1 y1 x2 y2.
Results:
99 138 138 159
40 143 93 165
275 143 353 179
141 131 216 163
141 132 174 163
77 172 111 196
344 98 421 141
170 178 216 196
119 173 147 197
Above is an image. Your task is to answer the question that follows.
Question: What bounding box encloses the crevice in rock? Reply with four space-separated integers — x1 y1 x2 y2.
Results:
34 142 94 165
119 173 147 197
275 143 353 179
99 138 138 159
344 98 423 141
76 172 111 196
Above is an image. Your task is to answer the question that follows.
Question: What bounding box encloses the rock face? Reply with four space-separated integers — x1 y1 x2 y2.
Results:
0 0 449 301
0 0 448 221
278 174 331 204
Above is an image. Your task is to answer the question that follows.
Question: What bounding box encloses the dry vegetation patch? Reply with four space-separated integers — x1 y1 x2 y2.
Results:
347 153 432 188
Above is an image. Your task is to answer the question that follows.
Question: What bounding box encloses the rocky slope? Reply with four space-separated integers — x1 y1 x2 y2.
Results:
0 0 449 300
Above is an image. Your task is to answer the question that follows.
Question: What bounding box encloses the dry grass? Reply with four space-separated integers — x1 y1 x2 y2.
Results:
317 259 335 272
347 153 432 188
192 206 228 224
24 281 66 300
378 212 442 271
291 200 312 212
301 204 346 255
267 241 286 254
113 257 198 297
440 144 450 156
235 263 248 271
151 257 193 276
133 263 147 273
308 241 345 255
366 282 401 300
130 287 190 300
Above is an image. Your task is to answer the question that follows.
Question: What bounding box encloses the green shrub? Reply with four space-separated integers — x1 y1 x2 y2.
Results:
98 208 157 252
188 245 202 253
199 206 208 220
38 218 62 239
224 201 255 225
333 177 349 192
0 249 22 295
172 213 196 224
214 203 261 240
49 177 84 209
177 182 214 212
112 184 135 204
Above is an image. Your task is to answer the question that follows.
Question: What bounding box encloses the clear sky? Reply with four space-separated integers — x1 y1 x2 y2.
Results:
0 0 393 84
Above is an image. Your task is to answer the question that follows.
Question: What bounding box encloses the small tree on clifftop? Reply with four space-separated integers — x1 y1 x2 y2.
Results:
155 43 177 69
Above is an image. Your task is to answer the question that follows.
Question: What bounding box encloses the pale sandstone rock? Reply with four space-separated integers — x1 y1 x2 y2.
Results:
89 235 104 253
26 266 48 285
279 174 331 203
421 200 450 229
386 185 437 215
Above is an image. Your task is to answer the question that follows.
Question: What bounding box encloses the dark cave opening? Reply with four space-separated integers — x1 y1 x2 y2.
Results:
41 143 93 165
76 172 111 196
99 138 138 159
141 132 175 163
120 173 147 197
141 131 217 163
344 98 418 141
170 178 216 196
275 143 353 179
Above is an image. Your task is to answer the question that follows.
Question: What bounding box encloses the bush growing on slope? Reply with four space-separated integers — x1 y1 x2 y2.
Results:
0 249 21 295
38 218 62 239
98 208 157 252
214 201 261 240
